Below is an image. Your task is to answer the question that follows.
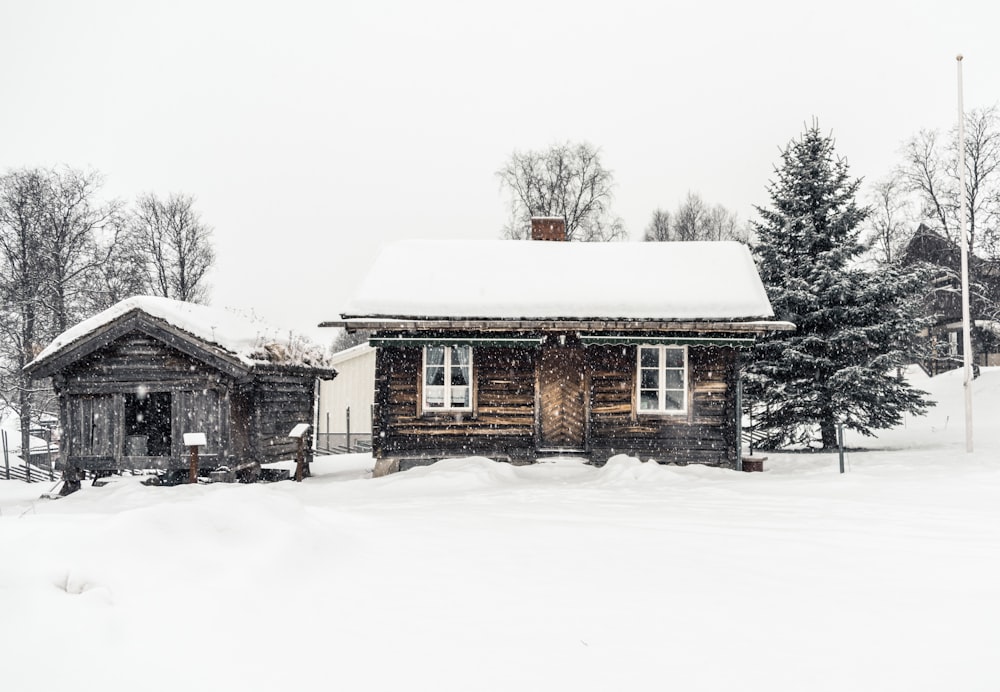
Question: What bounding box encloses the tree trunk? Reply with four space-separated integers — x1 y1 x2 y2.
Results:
820 420 839 449
19 299 35 479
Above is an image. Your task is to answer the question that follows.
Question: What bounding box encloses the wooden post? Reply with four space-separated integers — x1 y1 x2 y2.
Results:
289 423 311 482
3 429 9 481
189 445 199 484
735 352 743 472
183 432 206 485
294 436 305 482
346 406 351 453
837 423 845 475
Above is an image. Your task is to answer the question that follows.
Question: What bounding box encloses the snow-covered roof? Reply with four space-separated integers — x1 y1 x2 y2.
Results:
29 296 331 371
342 240 775 320
329 342 376 366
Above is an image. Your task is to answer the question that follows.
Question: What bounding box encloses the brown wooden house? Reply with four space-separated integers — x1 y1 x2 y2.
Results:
24 297 336 481
324 219 793 474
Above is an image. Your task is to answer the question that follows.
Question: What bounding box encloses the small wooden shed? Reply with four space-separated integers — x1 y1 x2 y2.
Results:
24 297 336 480
323 218 793 474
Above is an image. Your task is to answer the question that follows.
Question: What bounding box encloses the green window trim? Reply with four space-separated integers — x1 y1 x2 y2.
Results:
579 335 755 348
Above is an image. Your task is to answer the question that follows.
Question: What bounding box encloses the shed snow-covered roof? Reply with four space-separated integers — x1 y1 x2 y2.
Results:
342 240 774 320
329 342 376 366
29 296 331 373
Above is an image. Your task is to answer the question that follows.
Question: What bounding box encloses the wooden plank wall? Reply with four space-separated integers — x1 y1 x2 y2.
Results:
172 389 229 456
61 334 222 392
373 342 739 469
374 346 536 459
58 334 229 470
68 395 115 457
254 371 317 464
587 345 738 468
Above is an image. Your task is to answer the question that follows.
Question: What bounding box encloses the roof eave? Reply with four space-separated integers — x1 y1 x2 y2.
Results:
321 317 796 335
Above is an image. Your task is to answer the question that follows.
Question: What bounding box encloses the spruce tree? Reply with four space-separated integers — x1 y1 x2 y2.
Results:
745 123 932 449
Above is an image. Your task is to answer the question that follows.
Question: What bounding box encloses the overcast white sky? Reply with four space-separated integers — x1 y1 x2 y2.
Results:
1 1 997 342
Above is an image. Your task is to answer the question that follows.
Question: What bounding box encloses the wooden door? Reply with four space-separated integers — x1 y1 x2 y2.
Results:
537 346 587 451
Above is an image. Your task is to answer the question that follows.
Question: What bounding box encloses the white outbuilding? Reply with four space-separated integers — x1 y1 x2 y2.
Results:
315 342 376 453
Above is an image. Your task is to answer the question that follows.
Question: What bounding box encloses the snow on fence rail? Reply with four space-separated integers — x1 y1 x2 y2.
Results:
4 461 55 483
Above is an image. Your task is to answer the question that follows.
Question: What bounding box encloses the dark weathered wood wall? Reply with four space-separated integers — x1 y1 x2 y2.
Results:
373 346 537 461
57 334 231 470
253 370 318 464
60 333 223 392
587 345 738 468
36 315 330 477
374 341 739 469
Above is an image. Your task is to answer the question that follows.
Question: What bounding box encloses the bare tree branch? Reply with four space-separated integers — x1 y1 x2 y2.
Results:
497 142 626 241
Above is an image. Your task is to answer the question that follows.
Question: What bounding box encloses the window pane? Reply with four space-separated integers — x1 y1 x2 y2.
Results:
640 390 659 410
450 386 470 407
640 348 658 368
425 386 445 407
426 346 445 366
640 369 659 389
426 366 445 386
451 346 471 365
664 348 684 368
451 365 470 386
664 391 684 410
665 370 684 389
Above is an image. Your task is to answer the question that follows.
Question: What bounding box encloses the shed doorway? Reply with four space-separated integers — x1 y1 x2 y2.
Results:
124 391 172 456
537 346 587 451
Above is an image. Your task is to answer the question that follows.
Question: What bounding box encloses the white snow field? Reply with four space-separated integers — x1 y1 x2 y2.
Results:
2 368 999 692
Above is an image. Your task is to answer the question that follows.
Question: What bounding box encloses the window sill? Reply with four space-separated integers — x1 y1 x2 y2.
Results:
419 411 477 422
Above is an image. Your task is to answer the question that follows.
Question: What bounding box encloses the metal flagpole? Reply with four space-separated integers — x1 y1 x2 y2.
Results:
957 54 974 453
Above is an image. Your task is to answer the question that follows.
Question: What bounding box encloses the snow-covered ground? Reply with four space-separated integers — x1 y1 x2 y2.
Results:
2 369 999 691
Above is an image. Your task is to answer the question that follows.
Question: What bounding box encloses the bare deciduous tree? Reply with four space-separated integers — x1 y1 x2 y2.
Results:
672 192 708 241
866 172 913 265
643 208 672 241
643 192 746 243
131 192 215 303
38 168 123 332
0 169 50 460
901 106 1000 257
83 216 148 313
497 142 626 242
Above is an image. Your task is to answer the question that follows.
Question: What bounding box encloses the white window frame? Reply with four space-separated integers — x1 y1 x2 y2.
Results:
421 345 474 412
636 345 688 415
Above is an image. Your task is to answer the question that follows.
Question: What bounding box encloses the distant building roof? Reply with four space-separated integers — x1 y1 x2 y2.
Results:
341 240 775 321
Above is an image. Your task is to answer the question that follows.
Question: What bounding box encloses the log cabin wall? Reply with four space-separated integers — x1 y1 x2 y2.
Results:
373 345 537 463
253 369 319 464
54 333 232 471
586 344 739 468
372 339 739 469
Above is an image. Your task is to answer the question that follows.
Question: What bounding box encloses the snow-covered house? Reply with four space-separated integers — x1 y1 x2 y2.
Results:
323 218 793 475
24 297 337 480
316 342 375 452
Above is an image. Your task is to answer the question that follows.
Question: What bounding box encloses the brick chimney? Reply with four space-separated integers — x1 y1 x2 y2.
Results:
531 216 566 241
